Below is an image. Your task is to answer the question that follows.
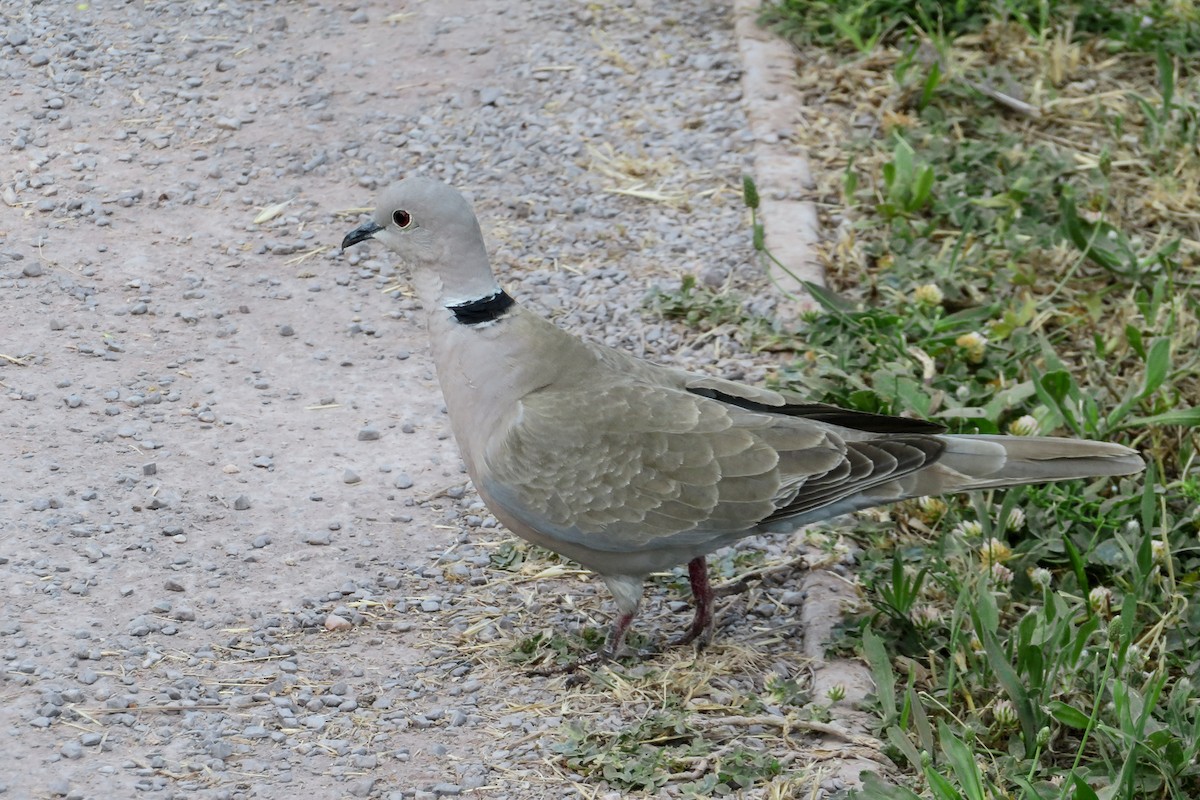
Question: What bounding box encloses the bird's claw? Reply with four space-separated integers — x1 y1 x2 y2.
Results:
667 624 713 651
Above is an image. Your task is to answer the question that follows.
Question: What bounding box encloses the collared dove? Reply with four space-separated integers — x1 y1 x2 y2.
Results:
341 177 1144 658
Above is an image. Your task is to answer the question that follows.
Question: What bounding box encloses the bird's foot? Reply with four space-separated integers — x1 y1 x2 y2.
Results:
667 623 713 650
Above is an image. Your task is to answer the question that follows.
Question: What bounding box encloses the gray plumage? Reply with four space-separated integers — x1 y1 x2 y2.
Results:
342 178 1144 656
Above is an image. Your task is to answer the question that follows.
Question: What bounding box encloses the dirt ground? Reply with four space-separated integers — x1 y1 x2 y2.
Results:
1 2 508 795
0 2 877 798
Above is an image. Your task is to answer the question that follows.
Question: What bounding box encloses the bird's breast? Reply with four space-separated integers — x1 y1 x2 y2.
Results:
425 313 534 472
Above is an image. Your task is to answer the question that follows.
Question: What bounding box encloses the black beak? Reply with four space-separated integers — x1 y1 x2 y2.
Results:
341 220 383 250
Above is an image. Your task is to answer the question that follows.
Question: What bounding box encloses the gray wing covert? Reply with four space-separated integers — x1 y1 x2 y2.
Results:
482 382 833 552
481 378 947 554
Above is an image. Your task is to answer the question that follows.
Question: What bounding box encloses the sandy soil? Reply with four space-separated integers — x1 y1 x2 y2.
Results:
1 2 524 796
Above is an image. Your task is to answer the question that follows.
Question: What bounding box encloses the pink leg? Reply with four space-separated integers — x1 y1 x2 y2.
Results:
670 557 715 648
603 609 638 659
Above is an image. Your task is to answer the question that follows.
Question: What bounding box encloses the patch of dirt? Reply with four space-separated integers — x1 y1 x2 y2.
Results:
1 3 565 798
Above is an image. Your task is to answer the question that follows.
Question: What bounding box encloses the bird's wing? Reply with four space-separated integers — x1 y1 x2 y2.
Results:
478 379 945 554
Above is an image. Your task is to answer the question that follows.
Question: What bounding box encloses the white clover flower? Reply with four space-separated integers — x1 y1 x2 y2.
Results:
992 699 1018 727
913 283 944 307
953 520 984 539
917 496 948 517
980 537 1012 565
1004 507 1026 530
955 331 988 363
1089 586 1114 616
989 563 1014 585
1007 415 1039 436
1029 567 1053 588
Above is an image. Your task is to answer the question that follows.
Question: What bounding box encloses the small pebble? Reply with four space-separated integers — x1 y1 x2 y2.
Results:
324 614 352 631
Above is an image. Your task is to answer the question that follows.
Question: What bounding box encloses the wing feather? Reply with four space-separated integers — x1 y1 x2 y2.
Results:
481 375 947 555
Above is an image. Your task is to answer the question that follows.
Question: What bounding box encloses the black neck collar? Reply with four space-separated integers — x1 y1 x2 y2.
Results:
447 289 515 325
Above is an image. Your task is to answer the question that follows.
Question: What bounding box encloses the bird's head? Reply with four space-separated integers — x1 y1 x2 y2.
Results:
341 177 497 302
343 178 487 268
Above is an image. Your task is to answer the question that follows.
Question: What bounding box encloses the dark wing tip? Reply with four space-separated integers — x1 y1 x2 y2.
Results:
687 387 947 434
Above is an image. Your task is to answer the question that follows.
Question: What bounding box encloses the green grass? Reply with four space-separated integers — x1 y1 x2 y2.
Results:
553 709 787 794
645 2 1200 797
761 0 1200 56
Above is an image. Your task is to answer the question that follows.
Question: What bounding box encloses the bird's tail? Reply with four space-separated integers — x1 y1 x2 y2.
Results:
907 434 1144 496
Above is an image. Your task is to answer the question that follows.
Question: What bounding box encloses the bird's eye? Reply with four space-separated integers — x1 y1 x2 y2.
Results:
392 209 412 228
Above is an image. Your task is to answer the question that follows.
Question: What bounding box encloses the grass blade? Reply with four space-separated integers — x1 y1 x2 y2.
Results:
863 626 898 723
1123 407 1200 428
975 615 1038 755
939 720 986 800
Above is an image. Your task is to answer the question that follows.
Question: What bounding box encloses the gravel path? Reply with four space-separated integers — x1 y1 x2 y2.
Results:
0 2 846 798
